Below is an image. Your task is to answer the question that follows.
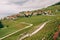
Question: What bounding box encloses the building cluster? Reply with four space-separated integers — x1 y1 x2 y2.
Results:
4 14 20 20
3 10 52 20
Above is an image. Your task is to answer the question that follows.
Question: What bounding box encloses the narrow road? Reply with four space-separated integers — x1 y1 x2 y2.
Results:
0 22 33 40
19 21 50 40
30 21 49 36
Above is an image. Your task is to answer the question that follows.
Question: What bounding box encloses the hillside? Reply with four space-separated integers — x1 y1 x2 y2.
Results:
0 2 60 40
53 2 60 6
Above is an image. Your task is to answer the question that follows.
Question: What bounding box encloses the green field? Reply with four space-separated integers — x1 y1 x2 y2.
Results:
24 18 60 40
0 4 60 40
0 20 27 38
23 5 60 40
2 15 55 40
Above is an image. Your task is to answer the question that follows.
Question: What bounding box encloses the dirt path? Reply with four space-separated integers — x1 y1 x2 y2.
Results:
30 21 49 36
0 22 33 40
19 21 50 40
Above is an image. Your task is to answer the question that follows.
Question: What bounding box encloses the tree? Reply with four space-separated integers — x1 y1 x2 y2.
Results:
0 21 4 28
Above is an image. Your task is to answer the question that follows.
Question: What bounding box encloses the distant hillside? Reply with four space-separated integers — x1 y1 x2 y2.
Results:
55 2 60 5
52 2 60 6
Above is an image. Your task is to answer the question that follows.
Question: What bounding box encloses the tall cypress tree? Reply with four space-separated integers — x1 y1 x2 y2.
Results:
0 21 4 28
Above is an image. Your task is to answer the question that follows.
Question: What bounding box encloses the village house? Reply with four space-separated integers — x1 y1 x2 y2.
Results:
47 10 52 15
32 11 38 15
6 15 17 20
43 11 49 15
16 14 20 17
24 11 32 17
36 10 42 15
32 10 44 15
42 10 52 15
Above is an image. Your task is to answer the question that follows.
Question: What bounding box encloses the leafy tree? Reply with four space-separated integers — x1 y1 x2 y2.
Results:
0 21 4 28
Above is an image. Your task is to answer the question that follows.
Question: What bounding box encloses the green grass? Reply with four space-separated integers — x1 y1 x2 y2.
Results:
23 5 60 40
0 21 27 38
23 18 60 40
2 15 56 40
0 5 60 40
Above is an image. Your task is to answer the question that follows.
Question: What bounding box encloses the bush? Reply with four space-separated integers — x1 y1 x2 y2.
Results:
0 21 4 28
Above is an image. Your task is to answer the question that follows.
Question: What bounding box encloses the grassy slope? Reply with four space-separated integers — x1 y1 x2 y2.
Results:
24 18 60 40
1 5 60 40
3 15 55 40
23 5 60 40
0 20 27 38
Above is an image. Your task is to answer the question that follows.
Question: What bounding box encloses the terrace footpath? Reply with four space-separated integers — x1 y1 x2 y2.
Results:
19 21 50 40
0 22 33 40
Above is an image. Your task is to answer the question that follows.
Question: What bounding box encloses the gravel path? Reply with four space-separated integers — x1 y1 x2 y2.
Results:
19 21 50 40
0 22 33 40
